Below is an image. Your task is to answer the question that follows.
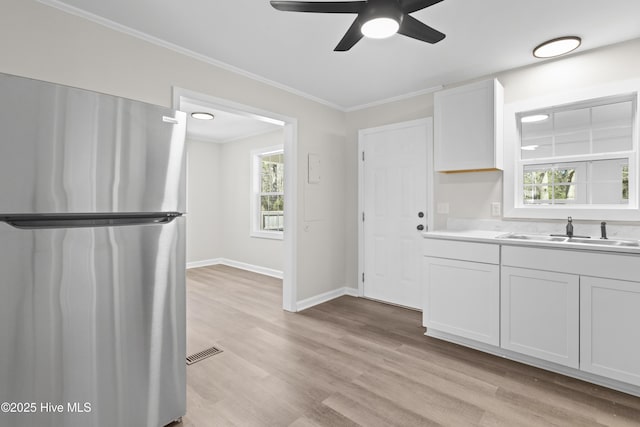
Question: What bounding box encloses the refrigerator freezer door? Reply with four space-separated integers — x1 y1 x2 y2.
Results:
0 73 186 214
0 218 186 427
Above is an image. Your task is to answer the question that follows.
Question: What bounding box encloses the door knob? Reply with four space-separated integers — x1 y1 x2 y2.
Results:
418 212 424 218
417 224 425 231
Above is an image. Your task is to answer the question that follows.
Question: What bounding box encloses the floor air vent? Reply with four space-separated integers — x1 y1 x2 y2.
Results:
186 346 223 365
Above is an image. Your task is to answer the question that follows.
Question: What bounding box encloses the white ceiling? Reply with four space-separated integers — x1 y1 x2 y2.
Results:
42 0 640 111
181 100 283 142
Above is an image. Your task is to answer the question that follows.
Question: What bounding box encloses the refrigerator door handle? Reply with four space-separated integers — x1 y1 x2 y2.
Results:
0 212 182 229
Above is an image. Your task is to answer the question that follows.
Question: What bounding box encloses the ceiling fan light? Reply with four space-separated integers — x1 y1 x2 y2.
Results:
533 36 581 58
361 17 399 39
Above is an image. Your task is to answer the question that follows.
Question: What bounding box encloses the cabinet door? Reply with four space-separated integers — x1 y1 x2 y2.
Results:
423 257 499 345
581 276 640 386
434 78 503 172
501 267 579 368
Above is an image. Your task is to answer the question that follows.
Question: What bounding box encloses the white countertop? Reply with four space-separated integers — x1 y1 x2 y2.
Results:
423 230 640 255
422 230 503 242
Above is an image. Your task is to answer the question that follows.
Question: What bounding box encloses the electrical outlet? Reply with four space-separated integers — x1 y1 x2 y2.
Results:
491 202 501 217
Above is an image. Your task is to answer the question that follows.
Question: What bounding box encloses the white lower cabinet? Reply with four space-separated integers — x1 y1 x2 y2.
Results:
501 266 579 368
423 237 640 395
424 257 499 345
581 276 640 386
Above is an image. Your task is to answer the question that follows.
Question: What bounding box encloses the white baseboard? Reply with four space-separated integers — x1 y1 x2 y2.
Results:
296 286 359 312
221 259 283 279
343 287 360 297
188 259 357 311
186 258 283 279
186 258 222 269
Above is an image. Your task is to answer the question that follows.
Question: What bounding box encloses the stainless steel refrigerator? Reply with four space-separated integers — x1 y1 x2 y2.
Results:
0 72 187 427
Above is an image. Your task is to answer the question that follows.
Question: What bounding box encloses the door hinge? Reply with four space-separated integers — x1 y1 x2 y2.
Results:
362 272 365 282
362 151 365 161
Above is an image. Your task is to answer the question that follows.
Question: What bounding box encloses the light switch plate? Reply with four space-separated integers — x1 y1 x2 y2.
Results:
308 153 320 184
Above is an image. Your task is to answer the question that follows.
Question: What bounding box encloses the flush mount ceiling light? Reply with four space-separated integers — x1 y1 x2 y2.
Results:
521 114 550 123
270 0 446 51
191 112 214 120
533 36 581 58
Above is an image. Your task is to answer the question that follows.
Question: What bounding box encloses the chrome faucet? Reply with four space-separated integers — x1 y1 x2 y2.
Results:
566 216 573 238
601 221 608 239
550 216 589 239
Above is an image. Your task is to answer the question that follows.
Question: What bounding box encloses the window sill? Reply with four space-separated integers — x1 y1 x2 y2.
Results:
505 205 640 221
250 230 283 240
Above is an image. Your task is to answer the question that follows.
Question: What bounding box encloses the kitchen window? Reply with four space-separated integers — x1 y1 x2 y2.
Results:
504 84 639 220
251 145 284 239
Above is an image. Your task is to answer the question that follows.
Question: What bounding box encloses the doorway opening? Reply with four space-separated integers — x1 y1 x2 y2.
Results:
173 88 297 312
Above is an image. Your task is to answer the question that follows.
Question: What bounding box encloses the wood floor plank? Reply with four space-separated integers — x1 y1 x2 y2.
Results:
291 403 361 427
178 265 640 427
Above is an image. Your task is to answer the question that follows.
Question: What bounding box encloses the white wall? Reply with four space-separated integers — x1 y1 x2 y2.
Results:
186 138 222 264
219 130 284 271
1 0 347 304
185 131 284 272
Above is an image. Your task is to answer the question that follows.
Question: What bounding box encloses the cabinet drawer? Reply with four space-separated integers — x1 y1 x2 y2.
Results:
502 245 640 282
423 239 499 264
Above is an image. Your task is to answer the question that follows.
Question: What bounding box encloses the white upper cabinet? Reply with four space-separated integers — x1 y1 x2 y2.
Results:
434 78 504 172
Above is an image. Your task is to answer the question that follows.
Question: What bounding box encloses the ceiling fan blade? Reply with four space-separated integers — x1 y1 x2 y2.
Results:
399 0 444 14
270 1 365 13
334 18 364 51
397 14 445 44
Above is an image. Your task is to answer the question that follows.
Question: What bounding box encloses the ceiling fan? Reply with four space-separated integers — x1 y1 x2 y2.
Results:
270 0 446 51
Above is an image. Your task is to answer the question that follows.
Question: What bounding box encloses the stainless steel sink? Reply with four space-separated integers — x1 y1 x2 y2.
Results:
568 237 640 247
497 233 640 248
497 233 568 242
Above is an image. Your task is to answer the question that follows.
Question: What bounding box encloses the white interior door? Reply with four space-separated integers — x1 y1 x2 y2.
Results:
359 119 431 309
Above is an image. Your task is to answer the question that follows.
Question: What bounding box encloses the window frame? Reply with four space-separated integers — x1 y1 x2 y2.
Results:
250 145 284 240
503 80 640 221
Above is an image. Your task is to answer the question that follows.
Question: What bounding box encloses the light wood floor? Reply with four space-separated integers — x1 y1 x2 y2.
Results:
179 265 640 426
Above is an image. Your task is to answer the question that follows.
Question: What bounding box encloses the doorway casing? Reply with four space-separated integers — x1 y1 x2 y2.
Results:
173 87 298 312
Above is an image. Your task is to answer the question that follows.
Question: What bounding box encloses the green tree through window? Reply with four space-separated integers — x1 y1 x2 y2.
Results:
524 167 576 204
259 152 284 231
